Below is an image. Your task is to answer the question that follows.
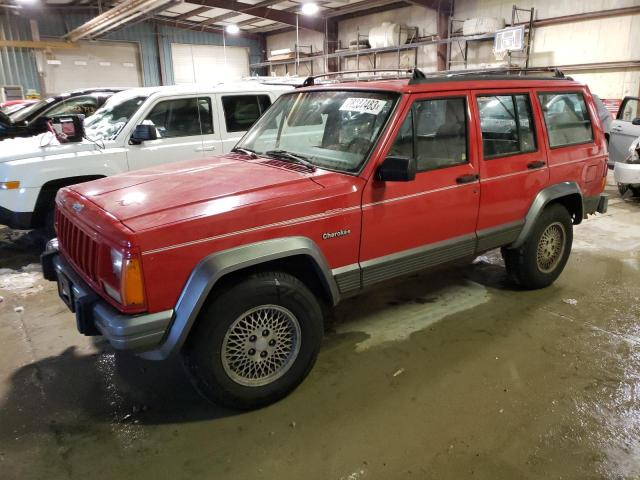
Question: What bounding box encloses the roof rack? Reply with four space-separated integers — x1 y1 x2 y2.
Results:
299 67 570 88
300 69 424 87
407 67 570 84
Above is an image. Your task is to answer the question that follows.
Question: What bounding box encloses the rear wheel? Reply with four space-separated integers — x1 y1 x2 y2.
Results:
182 271 323 410
502 203 573 290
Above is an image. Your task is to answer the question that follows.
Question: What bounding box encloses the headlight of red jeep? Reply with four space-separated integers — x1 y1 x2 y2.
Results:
104 247 146 308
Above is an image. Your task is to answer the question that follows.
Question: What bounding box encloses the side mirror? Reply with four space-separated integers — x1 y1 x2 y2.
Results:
49 114 85 143
130 124 158 145
632 117 640 126
376 156 416 182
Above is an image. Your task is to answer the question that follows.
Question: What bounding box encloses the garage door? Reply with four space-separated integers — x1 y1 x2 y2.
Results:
171 43 249 84
44 41 142 95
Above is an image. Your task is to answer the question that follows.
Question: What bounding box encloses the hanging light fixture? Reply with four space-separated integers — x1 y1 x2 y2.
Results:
226 24 240 34
300 2 319 15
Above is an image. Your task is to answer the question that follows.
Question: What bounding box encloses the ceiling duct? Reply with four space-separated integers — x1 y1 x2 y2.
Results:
64 0 179 42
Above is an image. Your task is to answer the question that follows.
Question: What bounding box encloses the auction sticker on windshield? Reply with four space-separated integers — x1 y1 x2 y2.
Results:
339 98 388 115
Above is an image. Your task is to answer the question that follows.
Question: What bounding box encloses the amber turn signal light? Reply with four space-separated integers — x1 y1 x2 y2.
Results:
0 181 20 190
121 257 145 308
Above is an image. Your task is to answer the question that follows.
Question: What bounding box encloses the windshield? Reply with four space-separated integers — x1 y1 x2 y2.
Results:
237 90 398 173
10 98 52 123
3 103 34 116
84 92 148 141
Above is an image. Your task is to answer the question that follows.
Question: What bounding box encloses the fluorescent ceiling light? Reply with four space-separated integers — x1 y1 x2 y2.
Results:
301 2 319 15
226 24 240 34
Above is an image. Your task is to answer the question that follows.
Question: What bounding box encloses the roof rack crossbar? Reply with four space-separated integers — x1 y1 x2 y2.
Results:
408 67 568 84
300 68 424 87
297 66 569 88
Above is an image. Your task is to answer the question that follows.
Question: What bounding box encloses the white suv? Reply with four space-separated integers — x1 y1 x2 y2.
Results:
0 81 292 233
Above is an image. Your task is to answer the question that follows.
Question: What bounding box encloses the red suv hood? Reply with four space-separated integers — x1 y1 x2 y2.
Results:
71 154 325 232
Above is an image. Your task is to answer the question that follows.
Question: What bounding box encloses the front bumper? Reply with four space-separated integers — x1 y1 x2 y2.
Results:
41 246 173 352
614 162 640 186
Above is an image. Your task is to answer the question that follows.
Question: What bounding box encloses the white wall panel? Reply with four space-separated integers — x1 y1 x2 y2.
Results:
44 41 142 95
171 43 249 84
452 0 640 99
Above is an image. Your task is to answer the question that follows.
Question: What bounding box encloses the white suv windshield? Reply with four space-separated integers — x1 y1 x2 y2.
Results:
237 90 398 173
84 93 148 141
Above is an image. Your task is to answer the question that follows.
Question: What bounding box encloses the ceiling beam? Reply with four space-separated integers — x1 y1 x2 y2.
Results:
189 0 326 32
173 6 211 21
404 0 452 11
152 17 262 40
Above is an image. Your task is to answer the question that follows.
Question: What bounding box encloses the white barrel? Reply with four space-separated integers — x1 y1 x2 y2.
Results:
369 22 408 48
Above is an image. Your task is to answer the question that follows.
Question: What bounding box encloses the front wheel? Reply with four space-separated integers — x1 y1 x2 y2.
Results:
182 271 324 410
502 203 573 290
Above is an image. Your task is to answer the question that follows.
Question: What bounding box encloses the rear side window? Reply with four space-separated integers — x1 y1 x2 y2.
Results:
145 97 213 138
538 92 593 148
389 97 468 172
619 98 640 122
222 95 272 133
477 94 536 158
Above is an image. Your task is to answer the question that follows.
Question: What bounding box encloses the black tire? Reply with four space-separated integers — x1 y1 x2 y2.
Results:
182 271 324 410
618 183 629 197
501 203 573 290
43 202 56 239
631 187 640 198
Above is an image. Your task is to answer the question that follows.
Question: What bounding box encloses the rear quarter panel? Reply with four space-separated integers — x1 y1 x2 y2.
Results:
536 86 607 199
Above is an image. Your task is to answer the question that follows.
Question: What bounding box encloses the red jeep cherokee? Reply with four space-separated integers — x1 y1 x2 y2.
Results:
42 69 608 409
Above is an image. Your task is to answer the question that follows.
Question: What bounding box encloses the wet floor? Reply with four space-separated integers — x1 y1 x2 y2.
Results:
1 176 639 480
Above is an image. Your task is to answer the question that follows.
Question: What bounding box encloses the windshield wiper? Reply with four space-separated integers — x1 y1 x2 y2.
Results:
266 149 316 171
231 146 258 159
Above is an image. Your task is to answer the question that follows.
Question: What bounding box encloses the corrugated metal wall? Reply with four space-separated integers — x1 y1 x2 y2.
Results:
0 15 41 94
0 11 263 95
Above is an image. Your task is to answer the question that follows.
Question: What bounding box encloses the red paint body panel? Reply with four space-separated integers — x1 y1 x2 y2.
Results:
57 77 607 315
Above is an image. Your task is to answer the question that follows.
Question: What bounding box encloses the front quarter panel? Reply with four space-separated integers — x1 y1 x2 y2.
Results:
140 237 338 360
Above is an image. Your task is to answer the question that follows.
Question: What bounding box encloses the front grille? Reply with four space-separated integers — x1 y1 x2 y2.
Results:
56 208 99 281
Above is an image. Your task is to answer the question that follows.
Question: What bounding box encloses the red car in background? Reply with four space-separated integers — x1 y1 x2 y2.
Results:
0 99 38 116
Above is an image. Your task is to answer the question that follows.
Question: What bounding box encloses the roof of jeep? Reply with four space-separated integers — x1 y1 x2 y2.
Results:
115 81 294 98
299 76 586 94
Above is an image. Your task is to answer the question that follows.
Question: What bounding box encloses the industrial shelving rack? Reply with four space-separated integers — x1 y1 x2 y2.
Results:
249 4 535 76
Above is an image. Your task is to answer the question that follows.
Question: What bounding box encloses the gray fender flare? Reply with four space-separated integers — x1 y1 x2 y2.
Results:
510 182 583 249
140 236 339 360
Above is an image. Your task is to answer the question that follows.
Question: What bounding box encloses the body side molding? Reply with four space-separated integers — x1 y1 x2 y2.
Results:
141 237 339 360
510 182 583 249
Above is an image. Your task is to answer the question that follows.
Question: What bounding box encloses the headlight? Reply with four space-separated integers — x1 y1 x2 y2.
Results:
106 248 145 308
111 248 123 278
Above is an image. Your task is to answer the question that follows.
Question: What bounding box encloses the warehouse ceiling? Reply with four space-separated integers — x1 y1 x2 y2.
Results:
1 0 448 37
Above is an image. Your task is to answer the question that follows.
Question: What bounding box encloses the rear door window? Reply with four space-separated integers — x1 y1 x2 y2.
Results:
538 92 593 148
222 95 272 133
477 94 537 158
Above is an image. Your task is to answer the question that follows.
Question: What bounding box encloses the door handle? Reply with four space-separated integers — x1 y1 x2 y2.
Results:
456 174 479 184
527 161 546 169
611 127 623 133
195 145 216 152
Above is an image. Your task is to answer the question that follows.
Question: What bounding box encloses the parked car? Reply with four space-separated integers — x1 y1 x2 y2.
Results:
0 99 38 115
0 88 122 141
610 96 640 196
0 82 292 233
42 70 608 409
591 95 613 163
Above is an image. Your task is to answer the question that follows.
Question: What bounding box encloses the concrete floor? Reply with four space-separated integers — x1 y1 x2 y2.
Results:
1 176 639 480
